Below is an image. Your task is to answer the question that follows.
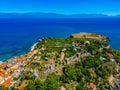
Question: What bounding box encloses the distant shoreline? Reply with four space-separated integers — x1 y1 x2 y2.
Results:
1 12 120 18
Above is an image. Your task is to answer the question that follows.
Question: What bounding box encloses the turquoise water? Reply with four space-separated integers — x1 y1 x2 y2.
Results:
0 18 120 62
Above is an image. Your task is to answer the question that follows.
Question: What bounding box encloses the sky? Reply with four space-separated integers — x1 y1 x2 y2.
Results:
0 0 120 15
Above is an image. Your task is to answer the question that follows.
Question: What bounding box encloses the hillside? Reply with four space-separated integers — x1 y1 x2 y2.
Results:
0 33 120 90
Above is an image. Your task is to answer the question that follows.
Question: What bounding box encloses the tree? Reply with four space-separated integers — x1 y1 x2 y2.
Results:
75 69 84 83
76 84 85 90
26 72 35 80
61 65 77 83
25 80 35 90
45 73 60 90
10 86 17 90
99 85 104 90
35 78 44 90
0 86 8 90
96 65 109 79
83 56 103 68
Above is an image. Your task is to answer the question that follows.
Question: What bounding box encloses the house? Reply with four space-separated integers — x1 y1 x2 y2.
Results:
107 53 115 62
90 83 96 90
0 71 12 88
107 53 113 57
10 65 19 71
2 78 12 88
0 76 4 84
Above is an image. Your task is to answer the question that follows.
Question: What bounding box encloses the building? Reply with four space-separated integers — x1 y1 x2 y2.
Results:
90 83 96 90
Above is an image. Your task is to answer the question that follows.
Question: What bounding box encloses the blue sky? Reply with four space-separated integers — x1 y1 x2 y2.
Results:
0 0 120 15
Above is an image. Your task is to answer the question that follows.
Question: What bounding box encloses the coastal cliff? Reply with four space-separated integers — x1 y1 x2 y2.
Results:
0 33 120 90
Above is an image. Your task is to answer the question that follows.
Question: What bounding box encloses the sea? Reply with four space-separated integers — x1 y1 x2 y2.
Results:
0 18 120 62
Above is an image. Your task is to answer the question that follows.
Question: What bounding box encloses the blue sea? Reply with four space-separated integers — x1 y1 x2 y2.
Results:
0 18 120 62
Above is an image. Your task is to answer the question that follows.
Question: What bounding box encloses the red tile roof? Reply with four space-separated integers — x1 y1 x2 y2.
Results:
90 83 96 90
107 53 113 57
2 78 12 87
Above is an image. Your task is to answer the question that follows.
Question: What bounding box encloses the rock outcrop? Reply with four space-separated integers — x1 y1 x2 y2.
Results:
70 32 107 41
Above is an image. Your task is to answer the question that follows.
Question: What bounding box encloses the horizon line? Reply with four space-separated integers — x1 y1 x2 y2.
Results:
0 11 119 16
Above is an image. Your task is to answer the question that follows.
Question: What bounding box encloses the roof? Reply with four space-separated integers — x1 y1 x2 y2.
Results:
2 78 12 87
0 76 3 82
90 83 96 89
107 53 113 57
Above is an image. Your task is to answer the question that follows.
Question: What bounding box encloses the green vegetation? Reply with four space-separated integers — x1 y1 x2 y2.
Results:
34 38 104 60
45 74 60 90
11 36 120 90
109 49 120 59
0 86 8 90
25 74 59 90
